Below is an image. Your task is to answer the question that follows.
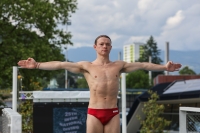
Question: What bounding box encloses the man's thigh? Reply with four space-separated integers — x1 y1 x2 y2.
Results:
104 114 120 133
86 114 104 133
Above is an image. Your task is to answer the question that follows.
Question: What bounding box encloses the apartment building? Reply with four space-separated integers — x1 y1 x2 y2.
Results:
123 43 144 62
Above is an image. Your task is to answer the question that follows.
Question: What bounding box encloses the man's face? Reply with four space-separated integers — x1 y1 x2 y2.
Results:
94 37 112 56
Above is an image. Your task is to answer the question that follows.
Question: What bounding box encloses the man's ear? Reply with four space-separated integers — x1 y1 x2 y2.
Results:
93 44 96 49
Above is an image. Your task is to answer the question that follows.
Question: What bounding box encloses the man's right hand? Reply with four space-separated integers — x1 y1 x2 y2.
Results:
18 57 37 69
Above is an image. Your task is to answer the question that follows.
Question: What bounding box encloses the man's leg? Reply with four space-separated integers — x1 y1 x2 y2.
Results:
86 114 104 133
104 114 120 133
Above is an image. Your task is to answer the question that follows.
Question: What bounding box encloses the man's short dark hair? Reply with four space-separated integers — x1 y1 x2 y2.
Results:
94 35 112 45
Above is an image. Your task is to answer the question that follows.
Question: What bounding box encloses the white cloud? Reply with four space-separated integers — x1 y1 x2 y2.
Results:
156 3 200 51
125 36 149 44
137 0 155 12
112 1 120 8
164 10 185 30
109 33 122 42
68 0 200 51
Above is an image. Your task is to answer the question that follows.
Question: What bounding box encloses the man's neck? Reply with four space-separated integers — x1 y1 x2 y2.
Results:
93 55 111 65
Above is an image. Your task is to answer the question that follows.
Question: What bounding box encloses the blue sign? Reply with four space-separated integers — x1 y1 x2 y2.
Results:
53 107 87 133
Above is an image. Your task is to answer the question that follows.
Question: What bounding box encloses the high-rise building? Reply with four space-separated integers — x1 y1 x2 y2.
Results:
123 43 144 63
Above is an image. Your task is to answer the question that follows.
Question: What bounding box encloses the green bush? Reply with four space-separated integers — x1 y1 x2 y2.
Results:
138 90 171 133
19 100 33 133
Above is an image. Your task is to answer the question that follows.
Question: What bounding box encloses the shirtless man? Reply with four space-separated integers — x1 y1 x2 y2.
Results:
18 35 182 133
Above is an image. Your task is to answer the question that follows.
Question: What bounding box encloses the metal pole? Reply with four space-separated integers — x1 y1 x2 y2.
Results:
121 73 127 133
118 51 122 119
179 107 188 133
65 21 71 89
149 56 152 85
65 50 68 88
12 66 18 112
118 52 121 60
165 42 169 75
118 52 121 90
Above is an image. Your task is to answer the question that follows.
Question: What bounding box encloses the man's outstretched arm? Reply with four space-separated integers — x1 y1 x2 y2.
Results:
121 61 182 73
18 57 84 74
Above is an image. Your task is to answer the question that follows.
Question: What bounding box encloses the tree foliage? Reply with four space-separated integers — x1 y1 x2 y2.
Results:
18 76 43 132
55 70 78 88
126 70 151 89
138 90 171 133
0 93 10 107
179 66 196 75
138 36 163 78
1 1 77 132
77 77 89 88
0 0 77 89
19 100 33 133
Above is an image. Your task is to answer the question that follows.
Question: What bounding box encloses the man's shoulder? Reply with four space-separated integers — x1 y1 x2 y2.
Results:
112 60 125 65
77 61 92 64
77 61 92 67
110 61 126 69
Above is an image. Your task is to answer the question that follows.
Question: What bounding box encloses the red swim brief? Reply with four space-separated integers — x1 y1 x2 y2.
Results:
87 108 119 125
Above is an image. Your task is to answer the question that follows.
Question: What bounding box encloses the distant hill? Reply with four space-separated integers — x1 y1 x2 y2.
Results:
66 47 200 74
66 47 122 62
160 50 200 74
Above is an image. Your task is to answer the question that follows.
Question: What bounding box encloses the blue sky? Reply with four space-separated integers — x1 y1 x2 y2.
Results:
61 0 200 74
66 0 200 51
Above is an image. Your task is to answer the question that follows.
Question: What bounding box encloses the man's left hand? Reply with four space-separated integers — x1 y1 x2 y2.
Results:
166 61 182 72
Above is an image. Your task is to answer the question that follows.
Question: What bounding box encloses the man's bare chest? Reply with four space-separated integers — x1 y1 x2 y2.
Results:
85 65 121 80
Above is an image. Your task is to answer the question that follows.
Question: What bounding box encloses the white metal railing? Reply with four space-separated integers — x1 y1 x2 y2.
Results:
180 107 200 133
2 108 22 133
19 91 33 99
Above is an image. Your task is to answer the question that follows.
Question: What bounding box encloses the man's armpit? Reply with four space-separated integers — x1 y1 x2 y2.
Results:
80 69 89 74
120 68 126 73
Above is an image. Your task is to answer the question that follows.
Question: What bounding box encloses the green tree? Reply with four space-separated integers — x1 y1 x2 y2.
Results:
179 66 196 75
126 70 151 89
55 71 78 88
77 77 89 88
19 100 33 133
0 93 10 107
0 0 77 89
138 36 163 78
18 76 44 133
0 1 77 132
138 90 171 133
